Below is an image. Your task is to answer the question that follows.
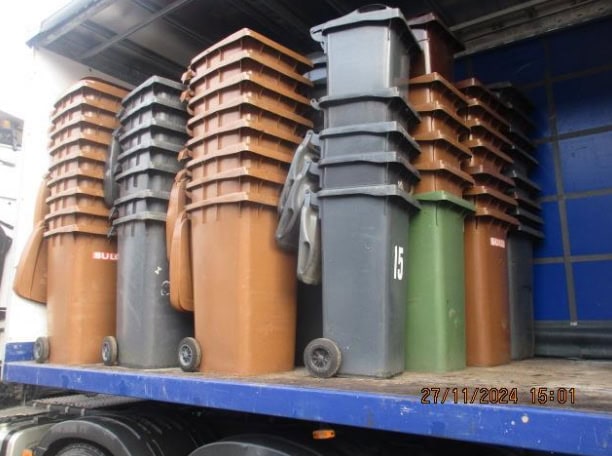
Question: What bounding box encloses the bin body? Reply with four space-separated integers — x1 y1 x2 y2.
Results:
46 231 117 364
189 203 297 375
115 217 193 368
319 187 418 377
405 192 474 372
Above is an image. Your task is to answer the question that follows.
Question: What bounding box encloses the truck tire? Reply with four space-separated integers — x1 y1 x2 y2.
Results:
56 443 109 456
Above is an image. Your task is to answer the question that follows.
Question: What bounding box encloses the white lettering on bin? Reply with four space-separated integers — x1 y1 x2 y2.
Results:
490 237 506 249
92 251 119 261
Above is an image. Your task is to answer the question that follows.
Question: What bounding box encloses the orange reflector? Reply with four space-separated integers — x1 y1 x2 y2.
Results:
313 429 335 440
22 450 34 456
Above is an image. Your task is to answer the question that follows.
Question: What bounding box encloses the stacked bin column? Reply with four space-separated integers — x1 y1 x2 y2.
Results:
455 78 522 366
305 5 422 378
102 76 194 369
179 29 313 375
489 82 544 360
34 78 128 364
404 14 476 372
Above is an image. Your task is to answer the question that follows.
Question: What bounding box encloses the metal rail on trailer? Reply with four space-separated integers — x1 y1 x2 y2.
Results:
4 343 611 456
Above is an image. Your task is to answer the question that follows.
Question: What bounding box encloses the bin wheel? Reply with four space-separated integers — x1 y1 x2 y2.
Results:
304 338 341 378
178 337 201 372
34 337 49 363
101 336 118 366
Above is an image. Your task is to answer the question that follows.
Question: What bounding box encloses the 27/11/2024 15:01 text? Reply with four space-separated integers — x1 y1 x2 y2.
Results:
421 387 576 404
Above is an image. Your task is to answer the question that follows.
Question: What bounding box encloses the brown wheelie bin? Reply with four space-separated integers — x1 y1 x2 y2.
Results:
464 207 518 366
42 225 117 364
185 192 296 375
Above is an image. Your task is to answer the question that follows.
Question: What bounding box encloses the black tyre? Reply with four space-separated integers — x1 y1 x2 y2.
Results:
56 443 109 456
304 338 341 378
34 336 49 363
178 337 201 372
101 336 118 366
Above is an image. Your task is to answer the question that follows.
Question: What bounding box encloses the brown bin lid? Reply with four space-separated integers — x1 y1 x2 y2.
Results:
49 149 107 169
45 204 110 221
13 221 47 304
187 143 294 170
43 223 112 238
47 168 105 187
49 114 118 137
52 92 123 120
462 138 513 166
186 95 313 135
407 12 464 51
51 97 124 122
472 206 519 227
189 28 312 75
169 210 194 312
186 72 312 116
460 98 510 133
48 126 113 150
48 132 112 155
186 166 288 191
413 131 472 160
166 170 190 260
408 72 468 109
455 78 508 116
187 50 313 90
45 185 105 204
466 117 513 151
186 118 304 150
186 191 278 212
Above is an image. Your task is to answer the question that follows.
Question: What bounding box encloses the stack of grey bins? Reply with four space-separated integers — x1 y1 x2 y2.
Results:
279 5 424 379
490 82 544 360
101 76 193 369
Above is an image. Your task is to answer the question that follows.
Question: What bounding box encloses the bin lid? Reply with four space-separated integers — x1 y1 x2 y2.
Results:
319 150 421 183
406 12 464 53
122 75 184 108
113 212 167 226
319 183 421 212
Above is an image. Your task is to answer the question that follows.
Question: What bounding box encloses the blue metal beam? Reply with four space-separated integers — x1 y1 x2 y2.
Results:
3 360 611 456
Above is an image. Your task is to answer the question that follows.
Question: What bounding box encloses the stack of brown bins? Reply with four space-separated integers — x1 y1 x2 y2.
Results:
489 82 544 360
177 29 313 374
34 78 128 364
455 78 520 367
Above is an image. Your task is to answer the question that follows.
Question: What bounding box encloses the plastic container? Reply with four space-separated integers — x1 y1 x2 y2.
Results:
186 167 285 202
114 190 169 218
47 169 104 198
186 73 312 118
186 147 289 181
464 164 515 193
186 97 312 139
406 12 464 79
52 78 128 118
411 102 469 142
49 133 111 162
310 5 419 98
186 52 311 99
504 125 536 154
405 191 475 372
462 138 513 171
50 104 119 134
320 121 420 160
415 161 474 196
44 207 111 232
319 151 420 190
464 186 518 213
169 210 194 313
117 140 181 173
115 162 179 195
460 98 510 134
455 78 508 118
511 206 544 228
408 72 469 112
318 88 420 129
314 184 420 378
44 228 117 364
507 231 536 360
505 169 541 194
509 190 541 212
46 187 108 215
465 117 513 154
112 213 193 368
47 154 106 182
464 207 518 366
412 131 472 168
119 121 188 151
121 75 185 114
119 101 188 134
187 192 297 375
505 145 539 174
488 81 534 115
185 120 302 159
48 123 113 149
186 28 312 80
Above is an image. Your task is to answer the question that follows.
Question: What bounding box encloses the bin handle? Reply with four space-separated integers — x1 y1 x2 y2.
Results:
297 191 321 285
357 4 392 13
181 68 195 84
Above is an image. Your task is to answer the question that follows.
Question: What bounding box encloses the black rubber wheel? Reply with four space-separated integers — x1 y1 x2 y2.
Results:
304 338 341 378
101 336 118 366
178 337 201 372
56 442 109 456
33 337 49 363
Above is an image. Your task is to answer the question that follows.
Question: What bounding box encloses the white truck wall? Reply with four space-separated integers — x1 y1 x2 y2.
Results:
0 49 130 352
